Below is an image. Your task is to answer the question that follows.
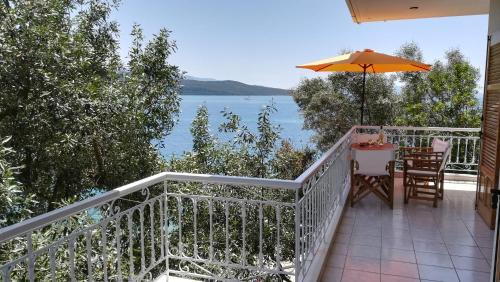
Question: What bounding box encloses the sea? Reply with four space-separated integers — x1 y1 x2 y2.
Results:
159 95 314 158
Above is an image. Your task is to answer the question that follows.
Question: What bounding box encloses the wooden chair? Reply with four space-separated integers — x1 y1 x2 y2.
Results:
402 139 451 207
350 150 395 209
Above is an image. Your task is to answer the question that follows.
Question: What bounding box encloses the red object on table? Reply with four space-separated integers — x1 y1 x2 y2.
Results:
351 143 395 151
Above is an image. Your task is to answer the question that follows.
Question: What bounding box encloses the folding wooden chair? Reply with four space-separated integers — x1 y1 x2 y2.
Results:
402 139 451 207
350 148 395 209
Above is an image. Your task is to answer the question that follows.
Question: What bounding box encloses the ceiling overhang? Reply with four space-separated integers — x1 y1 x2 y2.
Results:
345 0 489 23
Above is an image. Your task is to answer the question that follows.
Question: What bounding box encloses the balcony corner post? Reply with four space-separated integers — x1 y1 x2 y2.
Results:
294 182 301 282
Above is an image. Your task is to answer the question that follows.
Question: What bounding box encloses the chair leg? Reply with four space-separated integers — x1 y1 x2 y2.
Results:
350 177 356 207
439 170 444 199
403 174 408 204
350 161 354 207
433 180 438 208
404 180 410 204
389 179 394 209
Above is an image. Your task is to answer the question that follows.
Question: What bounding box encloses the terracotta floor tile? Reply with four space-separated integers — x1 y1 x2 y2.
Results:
341 269 380 282
413 240 448 254
446 244 484 258
381 260 418 279
415 251 453 268
455 269 491 282
321 266 343 282
380 274 419 282
325 254 347 268
381 248 416 263
418 265 459 282
345 256 381 273
450 255 491 272
348 244 381 259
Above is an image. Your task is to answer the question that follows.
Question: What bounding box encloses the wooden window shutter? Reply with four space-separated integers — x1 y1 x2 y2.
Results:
478 41 500 229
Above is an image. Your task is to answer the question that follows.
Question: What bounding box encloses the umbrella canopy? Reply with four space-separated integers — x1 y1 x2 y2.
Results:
297 49 431 124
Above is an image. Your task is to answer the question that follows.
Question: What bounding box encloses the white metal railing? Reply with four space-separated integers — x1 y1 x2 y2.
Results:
0 173 300 281
356 126 481 173
0 126 481 281
294 126 355 280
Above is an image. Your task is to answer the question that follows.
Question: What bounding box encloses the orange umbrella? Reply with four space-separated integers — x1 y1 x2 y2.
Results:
297 49 431 124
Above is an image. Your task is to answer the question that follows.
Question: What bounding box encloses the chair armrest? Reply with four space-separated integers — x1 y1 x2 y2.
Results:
400 146 433 151
413 152 445 158
400 147 433 157
405 158 443 172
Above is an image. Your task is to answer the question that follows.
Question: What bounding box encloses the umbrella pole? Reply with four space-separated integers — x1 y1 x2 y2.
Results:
360 66 366 125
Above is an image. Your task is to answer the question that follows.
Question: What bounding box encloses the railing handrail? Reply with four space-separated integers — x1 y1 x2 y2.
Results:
0 172 299 243
295 127 356 185
163 171 300 189
356 125 481 132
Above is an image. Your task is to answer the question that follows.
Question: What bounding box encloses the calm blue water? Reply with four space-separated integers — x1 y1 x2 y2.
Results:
159 95 314 157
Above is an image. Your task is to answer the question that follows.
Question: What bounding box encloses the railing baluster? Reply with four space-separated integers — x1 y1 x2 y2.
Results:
116 216 123 282
49 247 56 282
225 201 230 264
465 138 469 164
241 202 246 265
101 222 108 281
472 139 477 163
177 197 183 256
140 207 145 274
127 212 134 278
164 186 169 274
86 231 93 281
275 206 282 270
150 203 156 265
159 198 164 259
1 267 8 282
27 232 35 282
193 199 198 259
209 199 213 262
258 203 263 267
69 237 76 281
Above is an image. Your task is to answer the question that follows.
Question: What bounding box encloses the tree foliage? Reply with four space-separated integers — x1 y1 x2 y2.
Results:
0 137 37 228
292 73 398 150
293 43 482 150
395 42 481 127
0 0 182 213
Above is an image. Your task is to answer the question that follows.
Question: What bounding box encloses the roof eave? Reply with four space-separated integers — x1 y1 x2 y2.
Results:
345 0 361 24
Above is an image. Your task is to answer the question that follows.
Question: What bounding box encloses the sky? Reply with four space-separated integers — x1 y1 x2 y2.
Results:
111 1 489 90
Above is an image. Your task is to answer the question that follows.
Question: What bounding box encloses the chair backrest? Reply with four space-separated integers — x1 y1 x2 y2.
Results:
353 133 386 144
432 138 450 153
353 149 394 176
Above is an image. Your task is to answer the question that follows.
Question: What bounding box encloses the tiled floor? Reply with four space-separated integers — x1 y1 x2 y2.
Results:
322 178 495 282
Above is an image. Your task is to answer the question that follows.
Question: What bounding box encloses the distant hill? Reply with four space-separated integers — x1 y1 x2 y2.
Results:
180 79 290 96
184 75 217 82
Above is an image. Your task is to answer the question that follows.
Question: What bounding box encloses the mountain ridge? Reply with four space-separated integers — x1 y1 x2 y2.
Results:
180 79 290 96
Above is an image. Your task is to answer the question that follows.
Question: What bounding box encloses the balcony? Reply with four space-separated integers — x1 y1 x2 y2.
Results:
0 126 486 281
